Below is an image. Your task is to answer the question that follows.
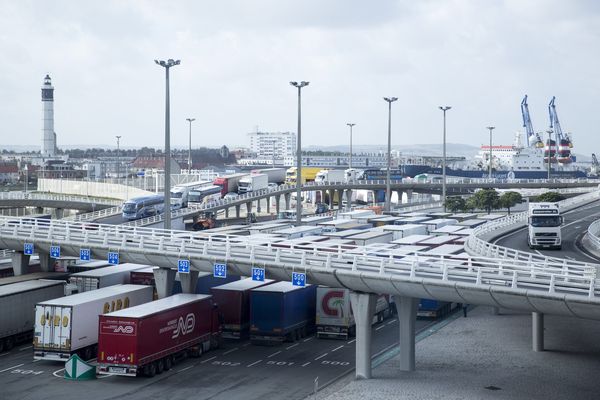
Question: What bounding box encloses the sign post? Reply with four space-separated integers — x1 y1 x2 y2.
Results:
50 245 61 258
292 272 306 287
107 252 119 265
79 249 91 261
178 259 190 274
251 267 265 282
213 263 227 278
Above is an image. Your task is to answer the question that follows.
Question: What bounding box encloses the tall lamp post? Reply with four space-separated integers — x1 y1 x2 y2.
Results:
546 129 553 180
290 81 309 225
24 164 28 193
383 97 398 212
115 135 121 181
346 123 356 169
155 58 180 230
486 126 495 179
439 106 451 209
186 118 195 174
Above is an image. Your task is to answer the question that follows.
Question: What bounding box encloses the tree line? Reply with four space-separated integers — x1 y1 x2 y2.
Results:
444 190 565 214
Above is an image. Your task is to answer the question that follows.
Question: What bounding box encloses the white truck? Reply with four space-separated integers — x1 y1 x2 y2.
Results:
527 202 563 250
237 173 268 194
170 180 212 208
33 284 153 361
315 169 346 183
316 287 391 339
68 263 151 293
251 168 286 185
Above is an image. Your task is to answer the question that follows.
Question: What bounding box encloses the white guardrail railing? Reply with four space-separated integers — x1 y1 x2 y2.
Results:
587 220 600 252
0 216 598 299
61 206 123 222
0 192 122 206
466 190 600 267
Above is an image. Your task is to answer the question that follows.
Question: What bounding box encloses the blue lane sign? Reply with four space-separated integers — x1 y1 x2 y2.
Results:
80 249 91 261
24 243 34 255
108 252 119 265
252 267 265 282
178 259 190 274
214 263 227 278
292 272 306 287
50 245 61 258
137 170 145 177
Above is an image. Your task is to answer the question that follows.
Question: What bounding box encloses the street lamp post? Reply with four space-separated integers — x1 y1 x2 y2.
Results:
346 123 355 170
486 126 495 179
24 165 28 193
546 129 553 180
290 81 309 225
115 135 121 182
439 106 451 210
155 58 180 230
383 97 398 212
186 118 195 174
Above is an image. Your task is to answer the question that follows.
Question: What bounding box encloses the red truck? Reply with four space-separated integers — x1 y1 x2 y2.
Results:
211 278 275 339
213 173 248 197
97 293 221 377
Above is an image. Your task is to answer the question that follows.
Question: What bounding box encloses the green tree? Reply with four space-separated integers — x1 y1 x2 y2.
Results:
444 196 466 213
535 191 564 202
499 191 523 215
471 189 500 214
464 197 477 212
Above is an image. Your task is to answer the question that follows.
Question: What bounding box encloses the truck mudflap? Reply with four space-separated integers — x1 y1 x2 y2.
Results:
97 364 138 377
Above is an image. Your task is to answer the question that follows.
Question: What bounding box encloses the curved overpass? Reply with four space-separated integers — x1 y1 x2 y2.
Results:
0 192 120 212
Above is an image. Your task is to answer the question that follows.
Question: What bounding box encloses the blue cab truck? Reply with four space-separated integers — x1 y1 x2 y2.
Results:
250 281 317 344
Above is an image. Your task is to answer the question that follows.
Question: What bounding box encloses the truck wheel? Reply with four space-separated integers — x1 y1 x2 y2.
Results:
156 359 164 374
164 357 173 371
83 347 92 360
144 363 156 378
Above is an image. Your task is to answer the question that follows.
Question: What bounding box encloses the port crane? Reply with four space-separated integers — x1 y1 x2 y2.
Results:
520 95 543 147
548 96 573 163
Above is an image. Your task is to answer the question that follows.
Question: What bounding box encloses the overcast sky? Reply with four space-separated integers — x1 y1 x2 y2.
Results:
1 0 599 153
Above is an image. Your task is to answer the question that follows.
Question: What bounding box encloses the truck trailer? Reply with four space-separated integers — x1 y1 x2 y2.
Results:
33 284 153 361
251 167 286 184
314 169 346 183
0 280 65 352
213 173 248 197
68 263 151 293
237 173 269 194
97 294 221 377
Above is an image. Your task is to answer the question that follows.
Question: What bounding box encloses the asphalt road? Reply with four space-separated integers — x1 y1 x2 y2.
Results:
494 200 600 263
0 316 446 400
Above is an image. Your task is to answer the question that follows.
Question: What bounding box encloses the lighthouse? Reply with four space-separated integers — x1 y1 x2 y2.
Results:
41 74 57 157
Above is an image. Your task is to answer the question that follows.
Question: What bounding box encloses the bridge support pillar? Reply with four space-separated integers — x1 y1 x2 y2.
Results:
284 193 291 210
246 202 252 216
345 189 352 209
36 206 44 214
398 296 418 372
266 196 271 213
55 208 64 219
153 267 176 299
372 190 378 206
337 190 344 210
327 190 335 208
235 205 241 219
395 190 403 206
406 189 413 204
11 252 30 276
180 270 199 294
532 312 544 352
275 195 281 214
39 252 54 272
320 190 326 205
225 208 230 218
256 198 262 213
350 291 377 379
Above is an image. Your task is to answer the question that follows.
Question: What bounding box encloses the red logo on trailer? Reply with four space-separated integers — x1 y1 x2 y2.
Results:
321 290 346 317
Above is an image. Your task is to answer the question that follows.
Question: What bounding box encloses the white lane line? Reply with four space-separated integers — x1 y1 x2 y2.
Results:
33 359 41 363
347 339 356 344
331 345 344 352
387 319 397 326
0 364 24 373
375 324 386 331
18 345 32 351
0 353 9 357
267 350 281 358
177 365 193 373
222 347 238 355
286 343 299 350
200 356 217 364
303 337 314 342
52 368 65 378
301 362 311 367
315 353 328 361
247 360 262 368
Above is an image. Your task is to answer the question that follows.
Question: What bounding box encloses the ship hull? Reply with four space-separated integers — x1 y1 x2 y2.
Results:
402 165 590 179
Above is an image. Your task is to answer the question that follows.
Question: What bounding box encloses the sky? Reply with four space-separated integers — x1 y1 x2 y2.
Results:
0 0 599 153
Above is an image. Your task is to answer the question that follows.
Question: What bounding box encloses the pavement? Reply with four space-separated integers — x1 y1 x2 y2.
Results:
318 306 600 400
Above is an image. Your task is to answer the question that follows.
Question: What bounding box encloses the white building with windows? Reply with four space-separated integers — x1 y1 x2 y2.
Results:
248 131 296 164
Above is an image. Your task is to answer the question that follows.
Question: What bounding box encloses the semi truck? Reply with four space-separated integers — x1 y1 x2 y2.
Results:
251 168 286 184
0 280 66 352
97 294 221 377
68 263 151 293
170 180 213 208
210 278 275 339
237 173 268 194
316 287 391 340
527 202 563 249
285 167 322 185
213 173 248 197
33 284 153 361
314 169 346 183
250 281 316 344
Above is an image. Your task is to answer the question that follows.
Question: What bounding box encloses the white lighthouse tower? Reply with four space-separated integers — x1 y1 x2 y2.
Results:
41 74 57 157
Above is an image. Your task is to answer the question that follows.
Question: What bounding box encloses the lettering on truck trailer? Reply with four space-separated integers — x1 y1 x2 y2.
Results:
322 290 347 317
172 313 195 338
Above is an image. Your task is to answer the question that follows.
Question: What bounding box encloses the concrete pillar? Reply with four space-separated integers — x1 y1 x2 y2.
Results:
275 195 281 214
39 252 54 272
236 205 241 219
284 193 291 210
349 292 377 379
55 208 64 219
225 208 229 218
257 199 262 213
180 270 199 294
153 267 176 299
532 312 544 352
36 206 44 214
320 190 326 205
396 190 403 206
398 296 418 372
246 202 252 215
327 190 334 208
345 189 352 208
266 196 271 213
406 189 413 204
372 190 378 206
11 252 30 276
337 190 343 210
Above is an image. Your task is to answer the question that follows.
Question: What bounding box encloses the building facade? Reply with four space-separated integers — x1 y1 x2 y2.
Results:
248 131 296 163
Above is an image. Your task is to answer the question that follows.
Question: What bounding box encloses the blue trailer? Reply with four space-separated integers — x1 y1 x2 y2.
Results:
418 298 457 318
250 281 317 344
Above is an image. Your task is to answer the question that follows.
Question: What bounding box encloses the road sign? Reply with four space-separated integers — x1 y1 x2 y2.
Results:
50 245 61 258
80 249 91 261
108 252 119 265
252 267 265 282
64 354 96 381
292 272 306 287
23 243 34 255
137 170 145 177
178 259 190 274
214 263 227 278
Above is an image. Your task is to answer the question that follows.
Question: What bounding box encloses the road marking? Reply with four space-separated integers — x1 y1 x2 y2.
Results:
331 345 344 352
33 359 41 362
267 350 281 358
387 319 397 326
200 356 217 364
18 345 32 351
0 353 9 357
52 368 65 378
302 362 311 367
315 353 328 361
375 324 386 331
286 343 299 350
347 339 356 344
0 364 24 373
177 365 194 372
303 337 314 342
222 347 238 355
247 360 262 368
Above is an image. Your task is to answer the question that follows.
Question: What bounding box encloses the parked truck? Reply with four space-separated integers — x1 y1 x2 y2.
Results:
251 168 286 185
527 202 563 249
213 173 248 197
1 280 65 352
250 281 316 344
68 263 151 293
170 180 213 208
316 287 391 340
33 284 153 361
237 173 268 194
97 293 221 377
285 167 322 185
314 169 346 183
211 278 275 339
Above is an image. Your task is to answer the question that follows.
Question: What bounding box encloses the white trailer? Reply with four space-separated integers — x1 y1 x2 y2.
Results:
345 230 394 246
274 226 323 239
314 169 346 183
381 224 428 240
420 218 459 233
238 173 268 194
69 263 152 293
33 284 153 361
251 168 286 184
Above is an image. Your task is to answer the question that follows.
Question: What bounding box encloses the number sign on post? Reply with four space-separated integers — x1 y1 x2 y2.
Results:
178 260 190 274
23 243 34 255
292 272 306 287
252 267 265 282
108 252 120 265
214 263 227 278
50 245 61 258
80 249 91 261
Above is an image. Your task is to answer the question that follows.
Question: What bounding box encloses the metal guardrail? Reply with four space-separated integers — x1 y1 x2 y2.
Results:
587 220 600 252
61 206 123 222
0 192 122 206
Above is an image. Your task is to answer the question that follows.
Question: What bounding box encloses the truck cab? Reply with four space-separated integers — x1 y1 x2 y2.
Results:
527 202 563 250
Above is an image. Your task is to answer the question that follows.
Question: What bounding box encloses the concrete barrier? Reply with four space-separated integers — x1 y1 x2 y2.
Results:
38 179 153 201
